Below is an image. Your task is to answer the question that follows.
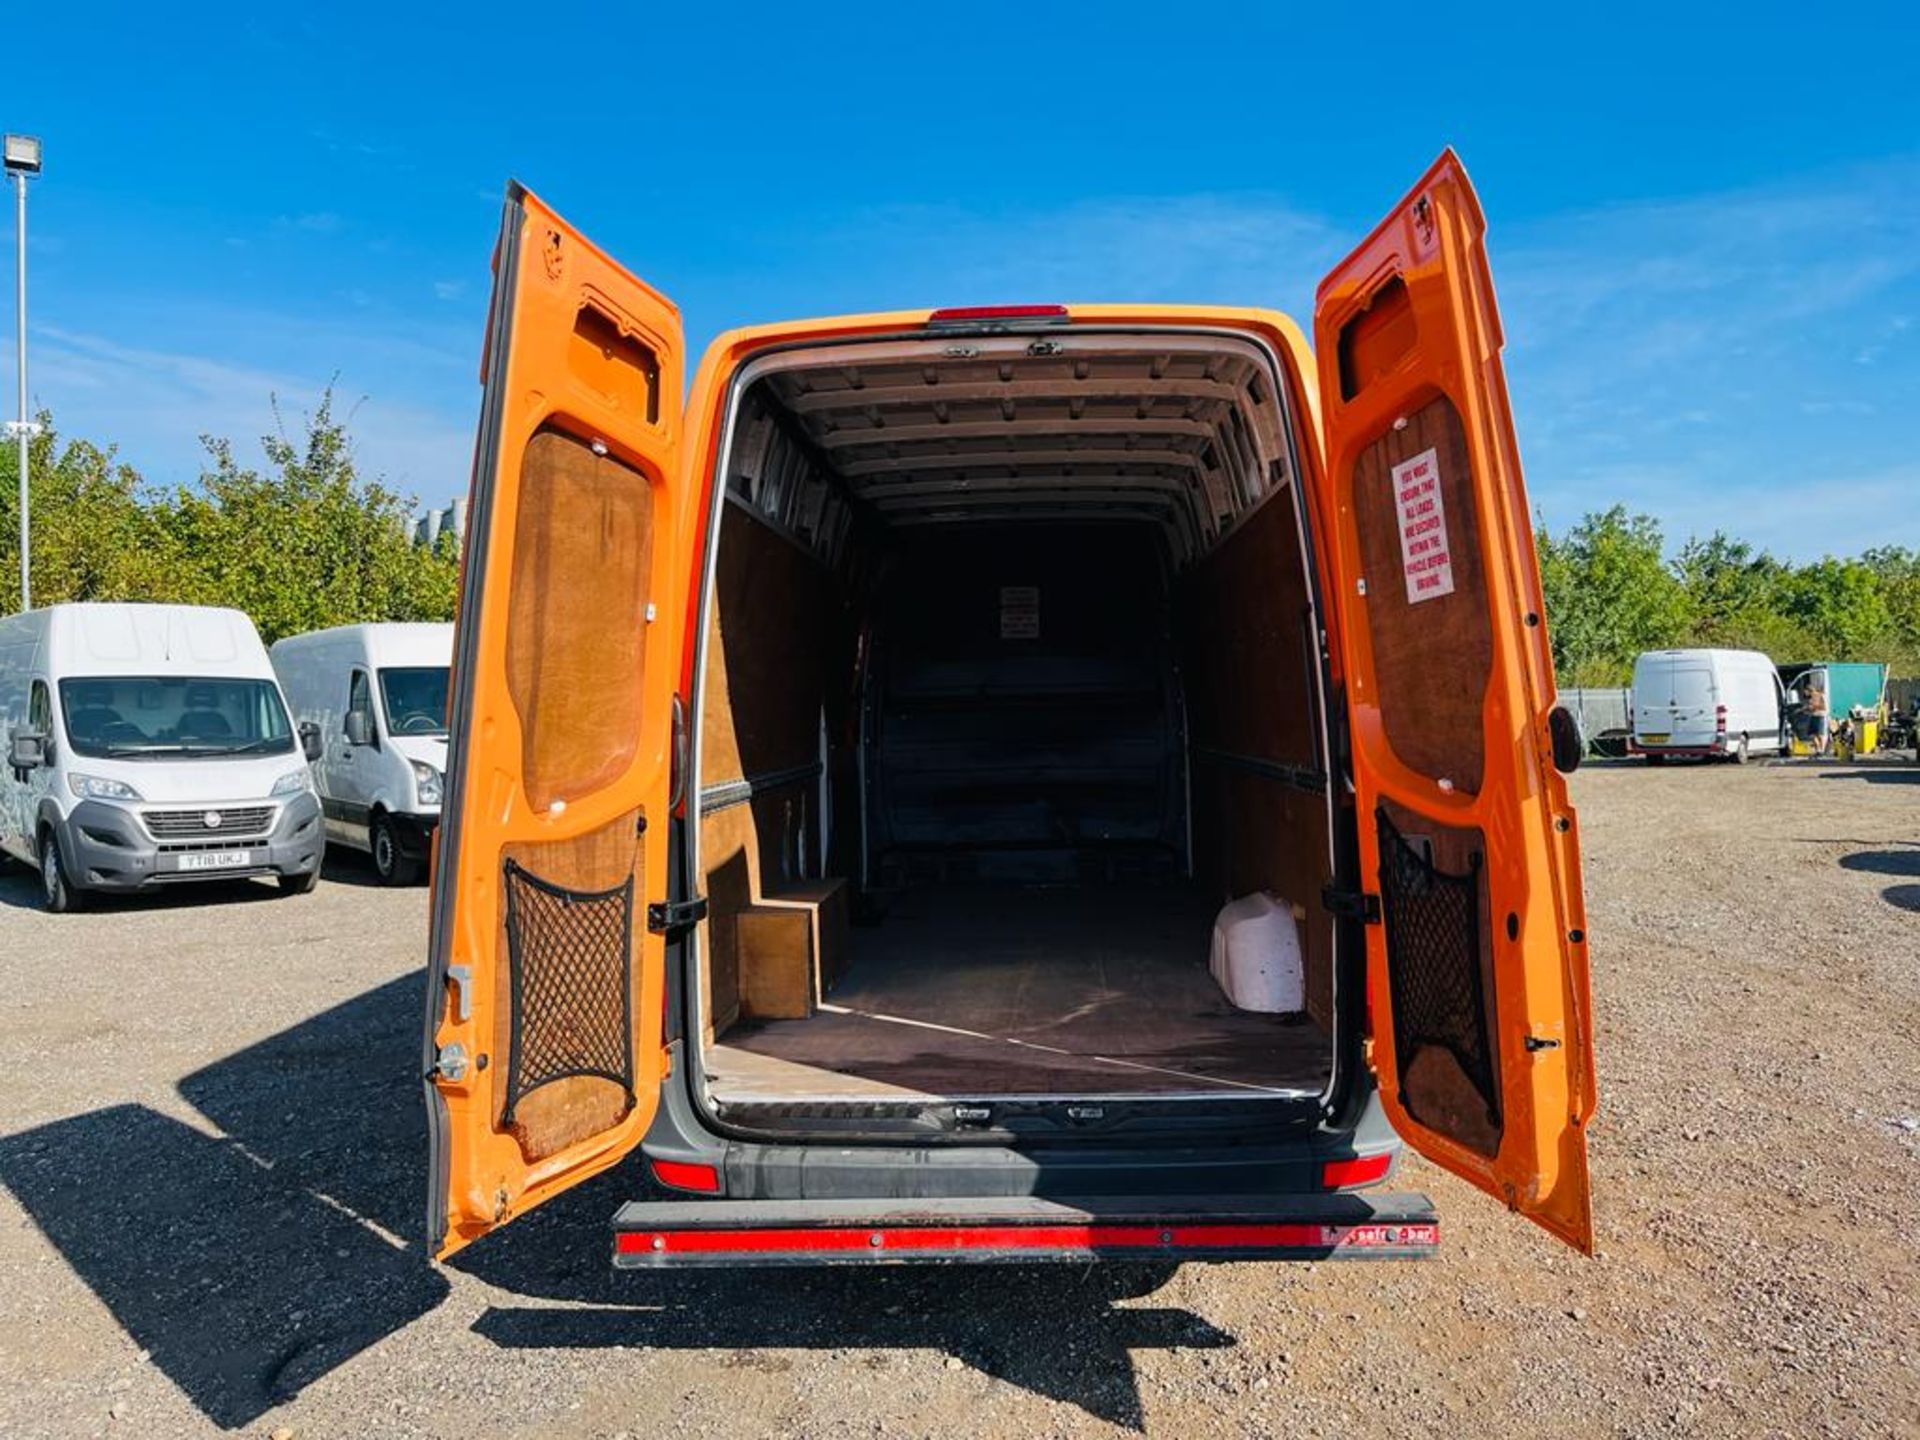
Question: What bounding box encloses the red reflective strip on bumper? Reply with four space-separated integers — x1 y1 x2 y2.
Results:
1322 1153 1393 1188
649 1158 722 1193
615 1220 1438 1257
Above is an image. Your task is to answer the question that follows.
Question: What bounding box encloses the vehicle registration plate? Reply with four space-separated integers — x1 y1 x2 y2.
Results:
1640 733 1670 745
176 850 254 872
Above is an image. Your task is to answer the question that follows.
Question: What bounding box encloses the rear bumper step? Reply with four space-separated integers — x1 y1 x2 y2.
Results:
612 1192 1438 1267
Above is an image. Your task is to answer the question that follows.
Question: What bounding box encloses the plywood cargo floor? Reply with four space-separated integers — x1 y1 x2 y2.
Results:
706 882 1332 1102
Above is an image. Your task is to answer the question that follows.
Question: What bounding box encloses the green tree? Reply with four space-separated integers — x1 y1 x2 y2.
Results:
157 392 459 642
0 415 183 616
1537 506 1689 685
1858 547 1920 675
1672 533 1785 641
1776 557 1894 661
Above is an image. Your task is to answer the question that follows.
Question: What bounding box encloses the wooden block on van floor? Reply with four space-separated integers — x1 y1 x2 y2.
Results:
736 877 850 1021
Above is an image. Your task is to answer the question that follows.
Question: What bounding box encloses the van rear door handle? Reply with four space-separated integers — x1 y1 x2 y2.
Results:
444 963 473 1022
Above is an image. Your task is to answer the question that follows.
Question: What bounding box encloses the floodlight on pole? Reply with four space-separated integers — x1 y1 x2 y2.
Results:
4 133 41 612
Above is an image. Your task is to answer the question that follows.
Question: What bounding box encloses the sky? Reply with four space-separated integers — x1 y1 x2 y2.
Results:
3 4 1917 559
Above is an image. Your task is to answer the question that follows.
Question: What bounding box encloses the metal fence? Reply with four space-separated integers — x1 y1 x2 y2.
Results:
1560 686 1632 753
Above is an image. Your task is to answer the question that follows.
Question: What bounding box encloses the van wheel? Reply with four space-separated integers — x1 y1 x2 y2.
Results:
278 868 321 896
371 813 421 886
39 832 85 913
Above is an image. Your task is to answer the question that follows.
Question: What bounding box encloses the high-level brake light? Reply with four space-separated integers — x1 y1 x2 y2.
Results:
926 304 1071 327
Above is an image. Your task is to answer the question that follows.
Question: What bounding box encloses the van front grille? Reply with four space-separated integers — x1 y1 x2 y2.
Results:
142 805 277 841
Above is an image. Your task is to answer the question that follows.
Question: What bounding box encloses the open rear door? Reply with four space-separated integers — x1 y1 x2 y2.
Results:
1312 152 1597 1252
425 186 692 1259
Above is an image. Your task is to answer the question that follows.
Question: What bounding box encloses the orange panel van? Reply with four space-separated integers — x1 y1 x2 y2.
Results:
422 151 1597 1269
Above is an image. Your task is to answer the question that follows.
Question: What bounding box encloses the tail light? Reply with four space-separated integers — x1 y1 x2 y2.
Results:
1715 704 1728 735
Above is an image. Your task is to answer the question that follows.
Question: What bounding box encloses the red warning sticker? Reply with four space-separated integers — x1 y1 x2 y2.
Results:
1392 446 1454 604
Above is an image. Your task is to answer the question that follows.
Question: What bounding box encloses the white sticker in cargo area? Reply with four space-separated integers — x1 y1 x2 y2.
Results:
1392 446 1456 604
1000 585 1040 640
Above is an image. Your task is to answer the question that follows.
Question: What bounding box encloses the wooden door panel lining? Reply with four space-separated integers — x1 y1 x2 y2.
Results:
493 808 646 1161
1351 396 1492 794
505 429 656 813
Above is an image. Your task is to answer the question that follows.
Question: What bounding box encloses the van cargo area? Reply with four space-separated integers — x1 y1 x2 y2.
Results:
693 332 1340 1121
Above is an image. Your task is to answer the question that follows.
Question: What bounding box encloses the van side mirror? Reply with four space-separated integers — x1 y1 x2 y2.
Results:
344 710 375 748
300 722 324 762
8 729 47 771
1547 705 1584 774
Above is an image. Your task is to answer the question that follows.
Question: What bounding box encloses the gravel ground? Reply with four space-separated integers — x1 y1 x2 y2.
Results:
1 759 1917 1438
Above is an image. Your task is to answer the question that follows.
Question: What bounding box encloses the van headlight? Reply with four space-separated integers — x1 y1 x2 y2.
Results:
68 773 144 802
271 769 314 797
412 760 443 806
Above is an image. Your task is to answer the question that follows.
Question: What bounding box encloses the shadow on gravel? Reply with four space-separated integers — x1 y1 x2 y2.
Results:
472 1289 1223 1431
452 1169 1214 1430
0 974 447 1430
0 866 38 910
320 851 402 888
0 965 1241 1433
1815 765 1920 785
1837 846 1920 878
0 862 291 913
1881 884 1920 914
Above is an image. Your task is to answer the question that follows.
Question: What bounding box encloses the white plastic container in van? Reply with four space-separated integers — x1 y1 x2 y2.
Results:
270 622 452 885
0 603 325 910
1630 648 1784 762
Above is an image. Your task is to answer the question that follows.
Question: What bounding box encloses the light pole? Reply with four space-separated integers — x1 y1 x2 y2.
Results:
4 133 42 612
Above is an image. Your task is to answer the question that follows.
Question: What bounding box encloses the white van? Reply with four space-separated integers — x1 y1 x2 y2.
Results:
270 623 452 885
1630 648 1784 763
0 603 325 910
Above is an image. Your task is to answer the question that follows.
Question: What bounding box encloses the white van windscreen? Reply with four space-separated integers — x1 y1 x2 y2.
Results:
57 677 295 758
379 667 450 737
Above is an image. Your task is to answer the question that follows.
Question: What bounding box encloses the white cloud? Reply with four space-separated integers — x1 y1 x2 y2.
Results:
25 326 472 510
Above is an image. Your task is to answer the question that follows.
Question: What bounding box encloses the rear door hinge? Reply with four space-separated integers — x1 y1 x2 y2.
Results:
647 896 709 936
1322 886 1381 924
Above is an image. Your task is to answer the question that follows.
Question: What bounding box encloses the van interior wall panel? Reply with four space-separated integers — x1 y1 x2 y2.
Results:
698 502 853 1040
1176 487 1335 1031
494 808 644 1162
1349 396 1493 795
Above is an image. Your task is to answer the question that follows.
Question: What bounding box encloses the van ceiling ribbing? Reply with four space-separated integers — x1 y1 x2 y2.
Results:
729 335 1294 565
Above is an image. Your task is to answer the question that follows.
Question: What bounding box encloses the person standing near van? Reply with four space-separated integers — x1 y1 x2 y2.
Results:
1806 677 1830 756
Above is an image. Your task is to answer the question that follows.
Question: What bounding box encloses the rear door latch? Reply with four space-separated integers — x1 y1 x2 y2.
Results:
647 896 709 936
1321 886 1381 924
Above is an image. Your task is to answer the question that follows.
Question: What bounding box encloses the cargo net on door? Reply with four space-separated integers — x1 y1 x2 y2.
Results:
501 859 636 1128
1375 810 1503 1154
